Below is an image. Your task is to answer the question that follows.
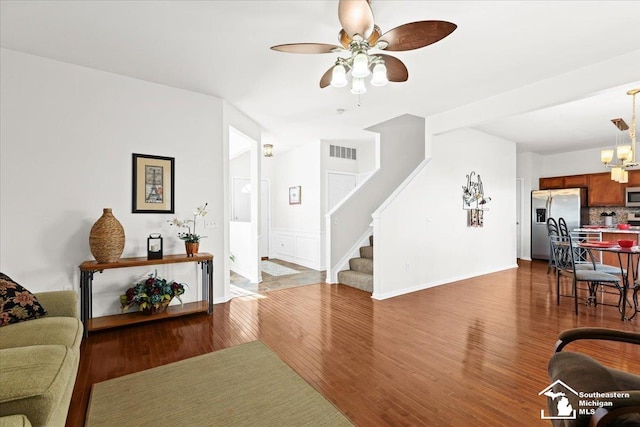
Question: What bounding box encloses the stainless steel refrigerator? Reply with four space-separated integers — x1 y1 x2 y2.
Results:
531 188 589 260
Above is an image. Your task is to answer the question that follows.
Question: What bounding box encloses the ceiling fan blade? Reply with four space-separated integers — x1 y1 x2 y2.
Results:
320 66 334 88
378 21 457 51
377 54 408 82
338 0 375 39
270 43 344 54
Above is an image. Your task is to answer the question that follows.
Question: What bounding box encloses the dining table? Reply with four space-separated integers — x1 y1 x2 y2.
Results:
577 241 639 320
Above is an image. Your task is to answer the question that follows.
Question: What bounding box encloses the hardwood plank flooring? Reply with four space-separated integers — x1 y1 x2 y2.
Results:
67 260 640 426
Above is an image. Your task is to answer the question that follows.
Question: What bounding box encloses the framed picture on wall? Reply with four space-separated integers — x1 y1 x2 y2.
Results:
132 153 175 213
289 186 301 205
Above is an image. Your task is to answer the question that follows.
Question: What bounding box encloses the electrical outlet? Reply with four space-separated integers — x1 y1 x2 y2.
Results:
205 219 217 229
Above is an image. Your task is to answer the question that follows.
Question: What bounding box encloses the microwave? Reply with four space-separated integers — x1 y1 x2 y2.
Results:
626 187 640 207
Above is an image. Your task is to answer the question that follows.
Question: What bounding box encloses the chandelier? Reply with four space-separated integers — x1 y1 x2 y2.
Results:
329 36 388 94
600 88 639 183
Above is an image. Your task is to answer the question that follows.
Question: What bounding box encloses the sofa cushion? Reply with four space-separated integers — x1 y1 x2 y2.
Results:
548 351 640 427
0 345 78 427
0 415 32 427
0 274 47 327
0 317 82 351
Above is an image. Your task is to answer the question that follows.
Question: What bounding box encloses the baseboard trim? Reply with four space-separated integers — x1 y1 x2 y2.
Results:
371 264 519 300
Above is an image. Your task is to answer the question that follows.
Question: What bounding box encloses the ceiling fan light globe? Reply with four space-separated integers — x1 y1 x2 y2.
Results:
350 77 367 95
351 52 370 78
600 149 614 164
370 63 388 86
330 64 348 88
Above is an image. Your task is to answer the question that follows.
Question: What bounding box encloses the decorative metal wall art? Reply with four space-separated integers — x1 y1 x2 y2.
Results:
462 171 491 227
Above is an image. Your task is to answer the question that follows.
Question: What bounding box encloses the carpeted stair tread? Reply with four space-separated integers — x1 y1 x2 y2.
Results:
349 257 373 274
337 270 373 293
359 246 373 259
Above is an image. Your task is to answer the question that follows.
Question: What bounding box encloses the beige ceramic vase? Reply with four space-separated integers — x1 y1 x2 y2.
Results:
89 208 125 263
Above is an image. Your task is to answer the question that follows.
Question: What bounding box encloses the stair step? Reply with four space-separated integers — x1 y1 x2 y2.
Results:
359 245 373 259
349 258 373 274
337 270 373 293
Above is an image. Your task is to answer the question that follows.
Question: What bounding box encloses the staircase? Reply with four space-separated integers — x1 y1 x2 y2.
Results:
337 236 373 292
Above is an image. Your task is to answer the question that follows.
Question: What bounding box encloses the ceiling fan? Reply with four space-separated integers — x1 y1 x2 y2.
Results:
270 0 456 94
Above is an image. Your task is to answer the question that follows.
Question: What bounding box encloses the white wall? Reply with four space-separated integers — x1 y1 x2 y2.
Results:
326 114 425 282
0 48 228 317
540 146 610 177
263 141 323 269
322 139 376 174
372 128 517 299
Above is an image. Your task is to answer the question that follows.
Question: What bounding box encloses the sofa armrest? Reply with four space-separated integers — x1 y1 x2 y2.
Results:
34 291 79 318
554 328 640 352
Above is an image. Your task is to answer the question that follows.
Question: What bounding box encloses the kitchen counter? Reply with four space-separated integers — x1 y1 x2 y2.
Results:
574 227 640 234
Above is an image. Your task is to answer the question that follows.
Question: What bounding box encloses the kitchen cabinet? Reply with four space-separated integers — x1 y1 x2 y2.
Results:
539 176 565 189
563 174 588 187
588 173 624 206
627 170 640 186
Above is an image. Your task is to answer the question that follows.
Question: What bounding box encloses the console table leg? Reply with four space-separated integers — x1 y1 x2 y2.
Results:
80 270 93 338
201 260 213 314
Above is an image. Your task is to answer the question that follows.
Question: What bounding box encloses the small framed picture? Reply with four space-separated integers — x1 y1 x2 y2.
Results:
132 153 175 213
289 186 301 205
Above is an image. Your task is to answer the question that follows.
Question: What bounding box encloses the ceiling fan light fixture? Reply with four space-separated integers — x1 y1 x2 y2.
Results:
350 77 366 95
370 63 388 87
330 64 348 87
351 52 370 78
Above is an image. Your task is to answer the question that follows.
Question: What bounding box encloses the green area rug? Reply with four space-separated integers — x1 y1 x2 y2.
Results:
86 341 352 427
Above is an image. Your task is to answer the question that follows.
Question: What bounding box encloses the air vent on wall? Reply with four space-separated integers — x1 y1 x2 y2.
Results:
329 144 357 160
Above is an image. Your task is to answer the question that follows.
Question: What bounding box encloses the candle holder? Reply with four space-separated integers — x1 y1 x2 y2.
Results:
147 233 163 260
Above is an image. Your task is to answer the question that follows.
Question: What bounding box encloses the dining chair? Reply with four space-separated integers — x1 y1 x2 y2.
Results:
546 328 640 427
549 234 623 316
558 217 569 237
569 231 627 276
547 218 560 274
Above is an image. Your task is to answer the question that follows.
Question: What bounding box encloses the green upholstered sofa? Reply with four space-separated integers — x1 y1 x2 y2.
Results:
0 291 83 427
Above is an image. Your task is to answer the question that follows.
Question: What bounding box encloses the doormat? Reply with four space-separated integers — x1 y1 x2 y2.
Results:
261 260 300 276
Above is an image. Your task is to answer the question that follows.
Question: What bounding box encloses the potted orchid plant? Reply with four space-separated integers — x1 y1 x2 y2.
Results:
168 203 208 256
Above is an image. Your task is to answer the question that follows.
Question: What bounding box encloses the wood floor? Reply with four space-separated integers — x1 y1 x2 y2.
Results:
68 260 640 426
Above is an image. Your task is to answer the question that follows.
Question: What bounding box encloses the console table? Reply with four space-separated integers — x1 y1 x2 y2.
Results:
79 253 213 337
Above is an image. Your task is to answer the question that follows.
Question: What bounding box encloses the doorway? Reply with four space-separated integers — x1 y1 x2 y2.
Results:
327 171 357 212
516 178 524 259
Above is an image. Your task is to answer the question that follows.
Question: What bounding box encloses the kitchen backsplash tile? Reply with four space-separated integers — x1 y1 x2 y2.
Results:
588 207 638 225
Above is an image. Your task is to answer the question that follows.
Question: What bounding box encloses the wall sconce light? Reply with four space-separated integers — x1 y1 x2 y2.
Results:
263 144 273 157
147 233 163 260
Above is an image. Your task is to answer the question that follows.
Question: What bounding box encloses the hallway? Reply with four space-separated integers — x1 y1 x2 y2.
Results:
230 259 326 296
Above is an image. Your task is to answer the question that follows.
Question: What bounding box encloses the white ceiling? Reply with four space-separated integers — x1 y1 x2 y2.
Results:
2 1 640 155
